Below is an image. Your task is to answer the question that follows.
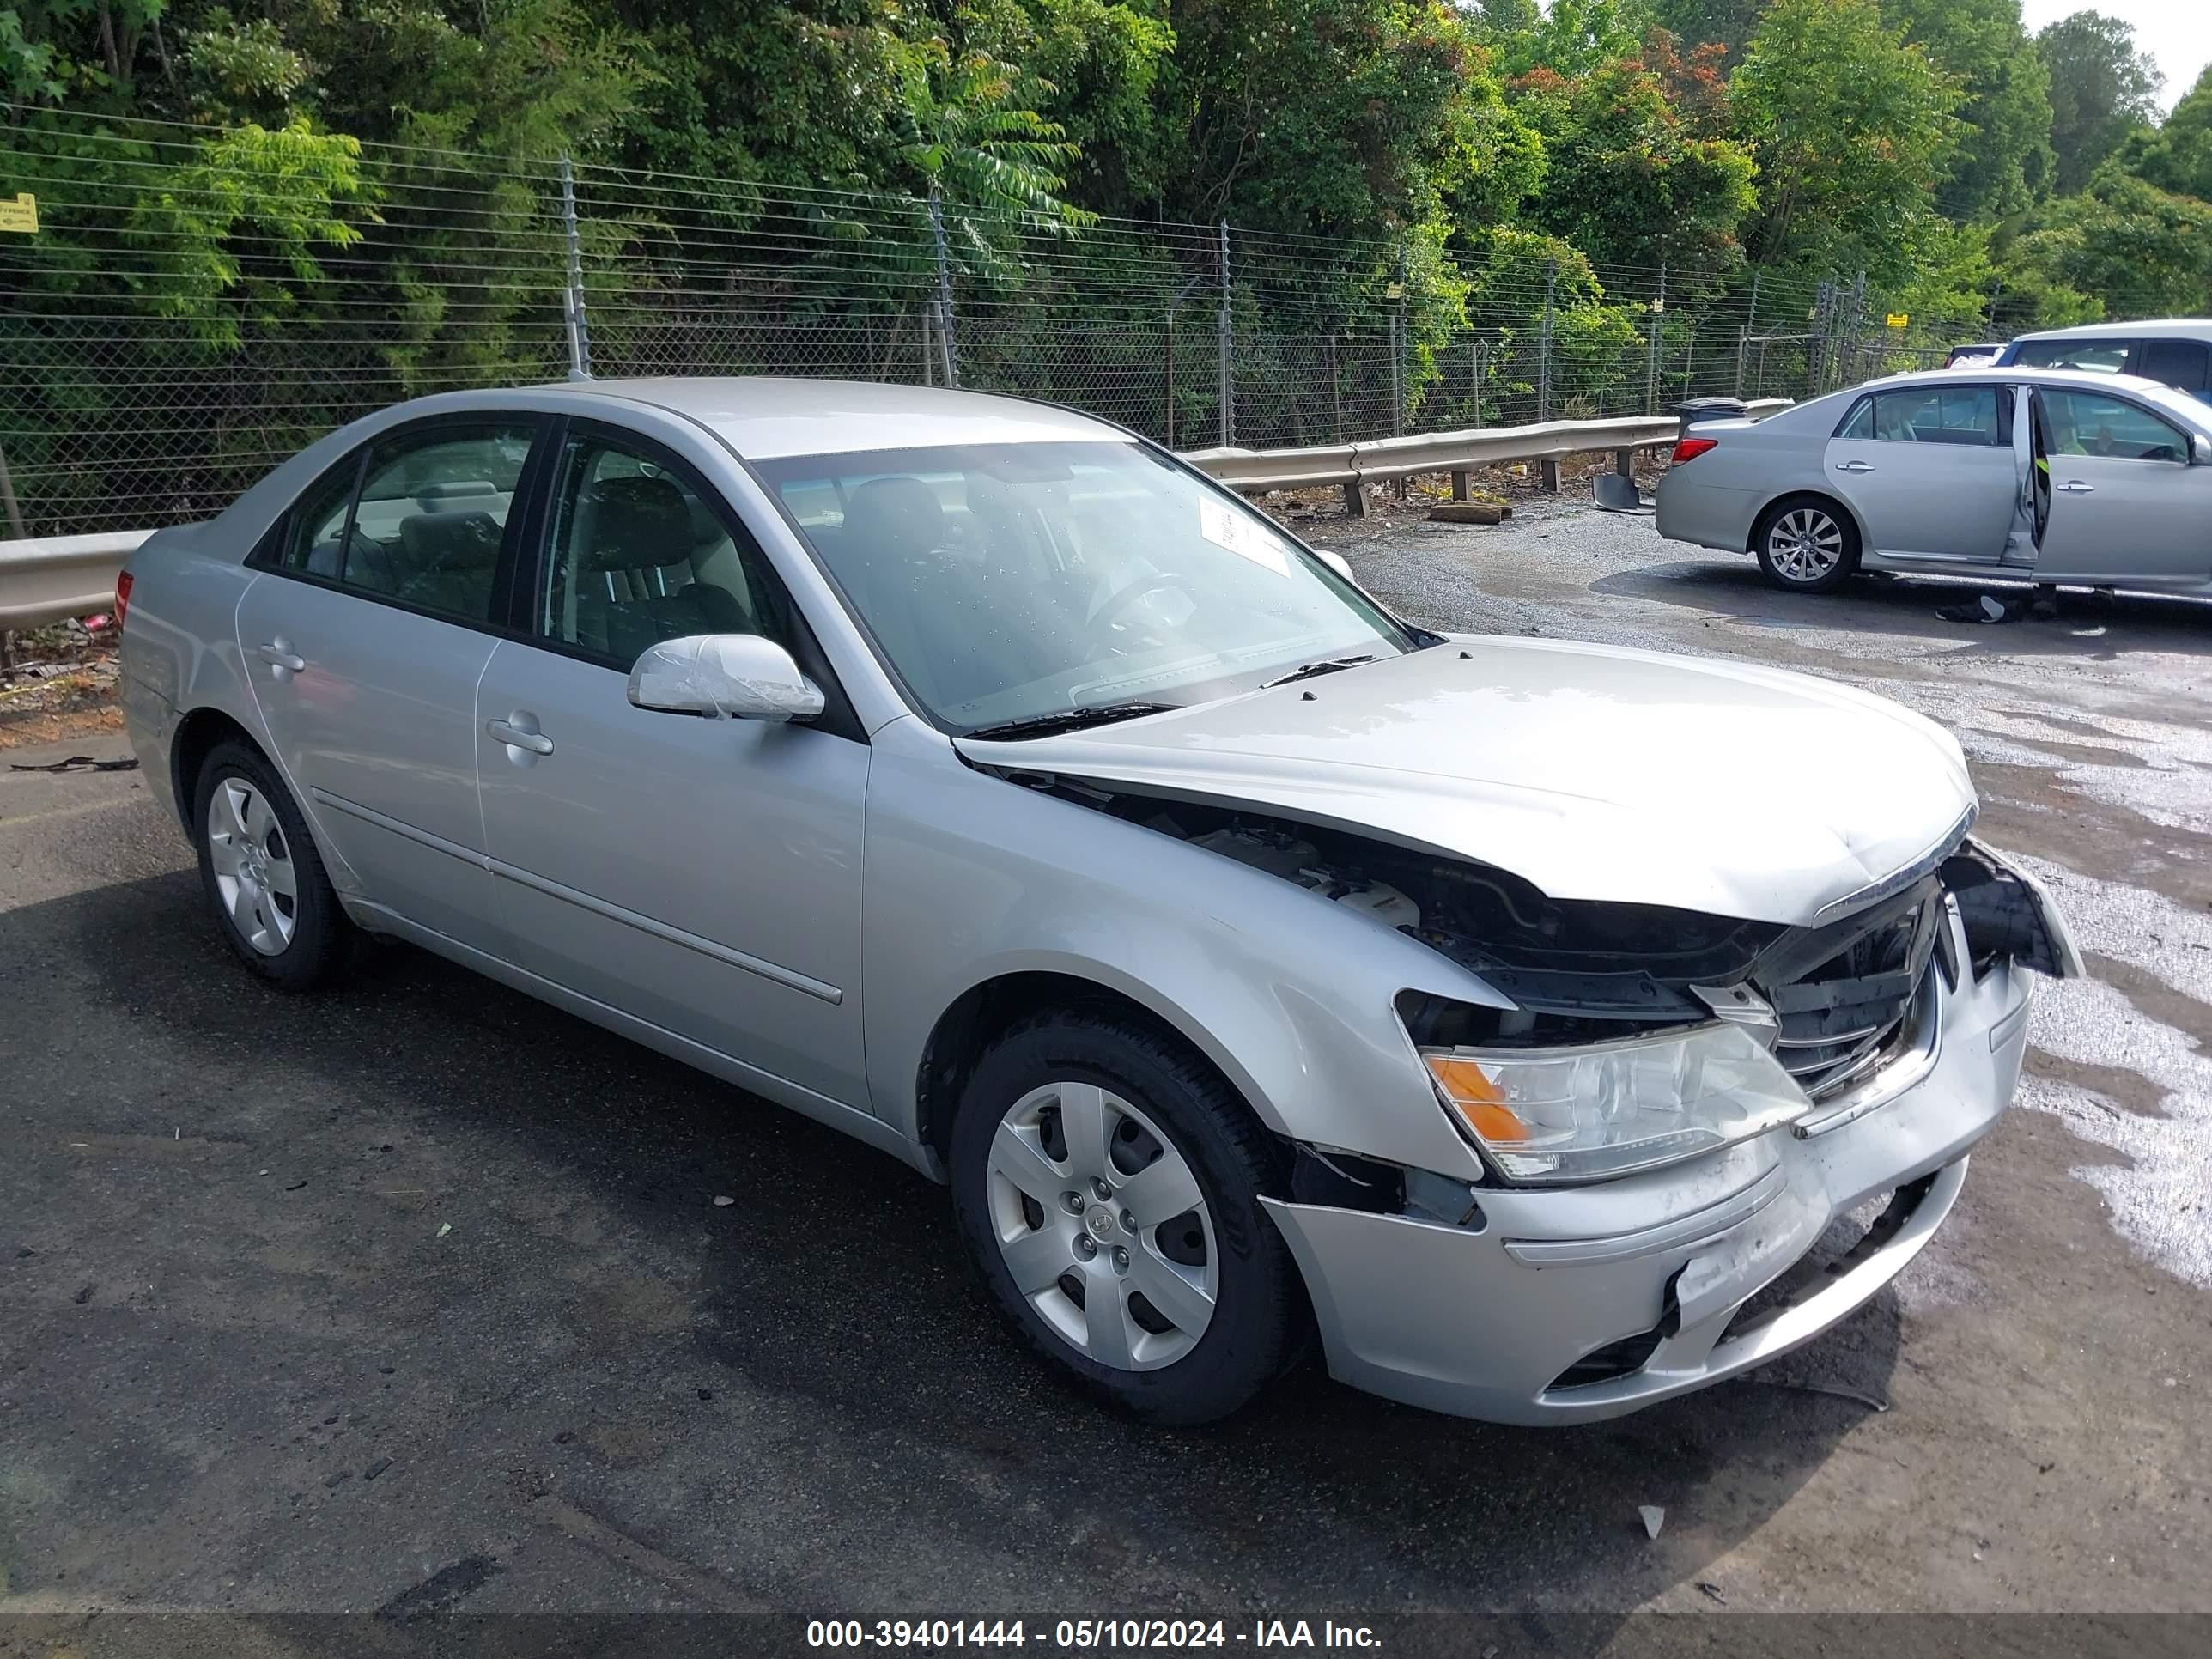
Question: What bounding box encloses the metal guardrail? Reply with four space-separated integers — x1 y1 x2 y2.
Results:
0 530 151 630
0 402 1790 631
1182 400 1792 492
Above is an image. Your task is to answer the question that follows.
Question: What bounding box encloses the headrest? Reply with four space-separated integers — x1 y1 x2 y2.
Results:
582 472 694 572
840 476 946 565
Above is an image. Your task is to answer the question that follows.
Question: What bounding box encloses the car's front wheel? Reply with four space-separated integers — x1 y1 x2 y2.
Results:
1753 495 1861 593
949 1007 1304 1425
192 739 351 989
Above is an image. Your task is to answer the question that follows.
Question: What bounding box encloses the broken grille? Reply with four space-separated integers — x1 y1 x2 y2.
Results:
1760 891 1942 1100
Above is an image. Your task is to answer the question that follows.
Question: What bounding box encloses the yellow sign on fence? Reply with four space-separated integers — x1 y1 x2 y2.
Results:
0 193 38 234
1886 312 1909 329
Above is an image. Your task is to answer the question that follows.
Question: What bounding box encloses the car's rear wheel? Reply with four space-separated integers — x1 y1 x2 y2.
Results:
948 1007 1304 1425
1753 495 1860 593
192 739 350 989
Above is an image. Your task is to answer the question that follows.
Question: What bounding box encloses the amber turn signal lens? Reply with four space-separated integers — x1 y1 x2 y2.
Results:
1424 1054 1530 1142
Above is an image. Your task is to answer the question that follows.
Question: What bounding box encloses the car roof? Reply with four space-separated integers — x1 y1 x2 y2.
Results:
2010 319 2212 343
538 375 1129 459
1856 364 2181 396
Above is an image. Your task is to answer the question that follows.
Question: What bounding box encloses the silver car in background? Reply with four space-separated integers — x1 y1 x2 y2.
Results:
1656 365 2212 594
118 378 2077 1427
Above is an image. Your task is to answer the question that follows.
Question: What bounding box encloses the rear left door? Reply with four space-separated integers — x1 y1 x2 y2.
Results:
1823 384 2016 562
235 415 545 952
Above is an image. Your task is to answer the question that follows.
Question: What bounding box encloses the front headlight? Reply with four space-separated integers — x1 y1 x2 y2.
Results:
1422 1023 1809 1184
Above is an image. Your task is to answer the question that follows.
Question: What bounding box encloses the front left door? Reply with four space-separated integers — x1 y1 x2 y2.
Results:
473 420 872 1111
2031 386 2212 586
1824 383 2017 561
236 416 543 951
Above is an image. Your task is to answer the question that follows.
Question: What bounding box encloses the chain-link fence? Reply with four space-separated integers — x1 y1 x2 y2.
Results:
1 106 1978 539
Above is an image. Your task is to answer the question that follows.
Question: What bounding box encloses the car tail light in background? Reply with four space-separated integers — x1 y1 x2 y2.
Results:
114 569 133 630
1672 436 1719 464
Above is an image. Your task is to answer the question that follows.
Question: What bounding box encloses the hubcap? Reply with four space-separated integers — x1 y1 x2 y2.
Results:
1768 507 1844 583
985 1081 1218 1371
206 777 298 957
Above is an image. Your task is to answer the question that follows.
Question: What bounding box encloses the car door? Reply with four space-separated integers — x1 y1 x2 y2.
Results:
2031 386 2212 586
1824 383 2016 561
473 417 872 1109
235 415 544 951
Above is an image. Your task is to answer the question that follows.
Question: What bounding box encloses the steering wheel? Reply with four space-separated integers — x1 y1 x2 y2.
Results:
1091 571 1198 633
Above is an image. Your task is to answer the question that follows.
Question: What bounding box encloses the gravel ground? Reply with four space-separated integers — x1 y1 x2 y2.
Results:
1 504 2206 1633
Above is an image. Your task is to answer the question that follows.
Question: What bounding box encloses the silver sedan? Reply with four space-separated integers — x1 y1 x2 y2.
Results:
118 378 2077 1425
1656 365 2212 594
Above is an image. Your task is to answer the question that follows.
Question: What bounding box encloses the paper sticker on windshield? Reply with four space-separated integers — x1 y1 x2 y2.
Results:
1198 496 1291 576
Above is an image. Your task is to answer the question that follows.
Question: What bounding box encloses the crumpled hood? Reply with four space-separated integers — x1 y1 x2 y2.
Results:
957 636 1976 926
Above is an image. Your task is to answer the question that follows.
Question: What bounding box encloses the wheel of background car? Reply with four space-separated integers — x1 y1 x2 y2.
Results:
948 1006 1305 1425
1753 496 1861 594
191 739 352 990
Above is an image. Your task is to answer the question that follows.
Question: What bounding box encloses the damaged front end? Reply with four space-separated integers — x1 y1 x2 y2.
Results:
990 769 2078 1187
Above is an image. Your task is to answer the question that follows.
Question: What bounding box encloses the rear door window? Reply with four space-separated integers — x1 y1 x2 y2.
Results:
341 422 538 622
2138 338 2210 394
1863 386 2003 446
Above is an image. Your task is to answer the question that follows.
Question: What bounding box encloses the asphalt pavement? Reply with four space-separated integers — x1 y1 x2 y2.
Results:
2 504 2206 1629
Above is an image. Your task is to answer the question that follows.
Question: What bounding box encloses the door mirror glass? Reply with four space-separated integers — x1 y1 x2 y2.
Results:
628 635 825 724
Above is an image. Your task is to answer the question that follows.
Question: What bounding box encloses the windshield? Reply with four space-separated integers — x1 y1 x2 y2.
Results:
754 441 1412 732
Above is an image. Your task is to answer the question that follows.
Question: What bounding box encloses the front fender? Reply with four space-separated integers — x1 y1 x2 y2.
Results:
860 719 1498 1182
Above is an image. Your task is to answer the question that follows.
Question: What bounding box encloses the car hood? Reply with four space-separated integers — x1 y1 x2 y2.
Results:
955 636 1976 926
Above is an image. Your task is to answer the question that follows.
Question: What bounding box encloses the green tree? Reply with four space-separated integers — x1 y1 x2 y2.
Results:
2006 168 2212 319
1148 1 1534 240
1650 0 1765 62
1732 0 1963 281
2118 64 2212 205
1886 0 2052 220
1510 40 1756 286
1497 0 1652 77
2038 9 2163 193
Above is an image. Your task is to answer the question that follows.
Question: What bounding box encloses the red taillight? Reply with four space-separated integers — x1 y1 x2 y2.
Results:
114 569 133 631
1672 435 1719 463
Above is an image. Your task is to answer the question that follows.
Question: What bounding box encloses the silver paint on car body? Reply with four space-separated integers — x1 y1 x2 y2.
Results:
117 374 2068 1425
1656 365 2212 591
958 634 1976 927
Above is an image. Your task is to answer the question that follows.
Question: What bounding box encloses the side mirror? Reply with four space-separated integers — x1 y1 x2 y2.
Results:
628 635 825 724
2194 433 2212 465
1314 548 1357 583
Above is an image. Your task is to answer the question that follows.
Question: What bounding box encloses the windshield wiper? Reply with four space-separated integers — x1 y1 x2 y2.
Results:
960 702 1182 742
1259 653 1380 689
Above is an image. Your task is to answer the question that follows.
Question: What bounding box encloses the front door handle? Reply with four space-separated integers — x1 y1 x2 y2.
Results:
486 714 555 757
256 640 306 676
1834 459 1875 474
2057 480 2095 494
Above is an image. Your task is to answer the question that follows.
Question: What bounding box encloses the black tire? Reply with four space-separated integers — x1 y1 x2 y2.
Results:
191 738 351 990
1753 495 1862 593
949 1006 1304 1426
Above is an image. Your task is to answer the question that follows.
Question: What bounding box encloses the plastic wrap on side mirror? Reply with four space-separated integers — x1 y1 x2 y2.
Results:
628 635 826 723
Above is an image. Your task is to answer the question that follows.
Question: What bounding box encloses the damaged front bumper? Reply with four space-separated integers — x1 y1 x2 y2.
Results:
1261 902 2039 1425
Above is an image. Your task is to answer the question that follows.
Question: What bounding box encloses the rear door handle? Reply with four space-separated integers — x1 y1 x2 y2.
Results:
485 715 554 757
256 640 305 675
2057 480 2095 494
1834 460 1875 473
